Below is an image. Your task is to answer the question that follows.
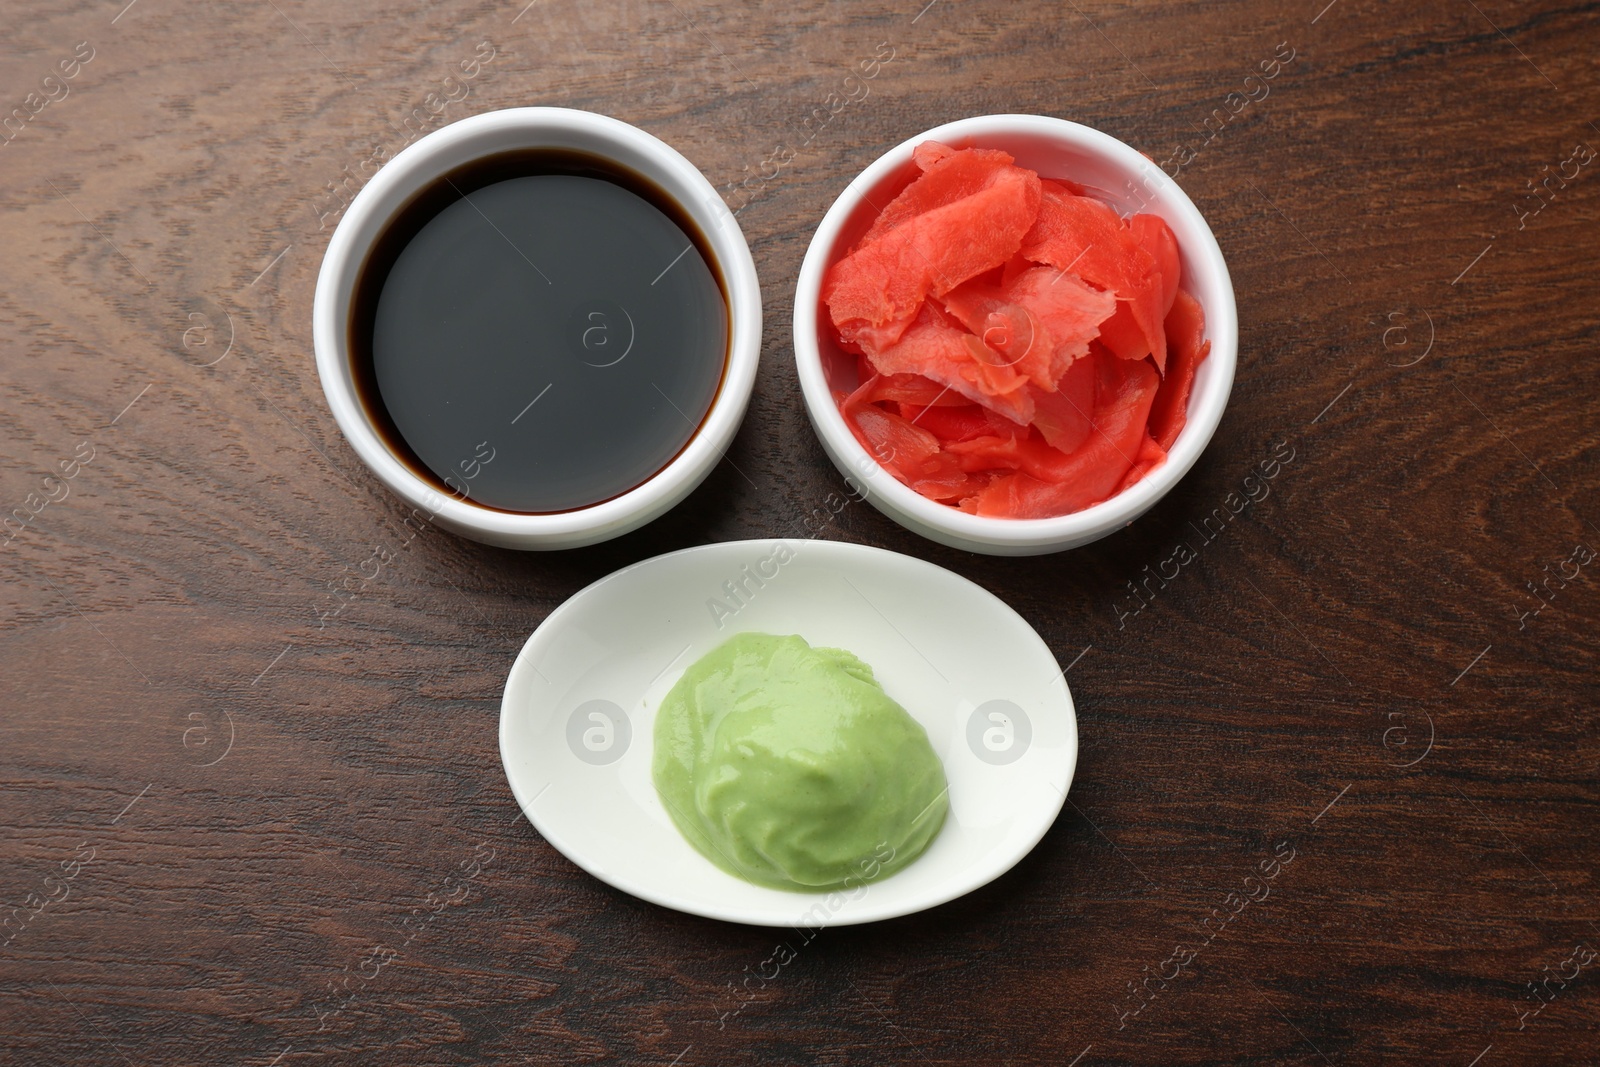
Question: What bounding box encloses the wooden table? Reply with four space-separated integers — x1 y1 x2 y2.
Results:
4 1 1597 1063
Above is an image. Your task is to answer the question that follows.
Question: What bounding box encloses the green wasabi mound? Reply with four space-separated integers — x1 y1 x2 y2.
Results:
652 632 948 892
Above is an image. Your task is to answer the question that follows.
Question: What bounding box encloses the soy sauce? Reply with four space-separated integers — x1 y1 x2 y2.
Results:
349 149 729 514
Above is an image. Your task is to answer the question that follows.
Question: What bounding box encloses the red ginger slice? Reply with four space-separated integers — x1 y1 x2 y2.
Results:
912 466 997 503
1130 213 1181 319
1002 265 1118 381
939 282 1055 390
1115 432 1169 494
1147 288 1208 450
941 265 1115 391
963 352 1161 518
1021 182 1166 373
842 379 991 503
863 304 1034 425
843 377 943 477
1026 349 1097 454
913 141 958 169
825 157 1041 353
941 350 1103 477
856 371 972 409
896 403 1027 444
858 143 1019 248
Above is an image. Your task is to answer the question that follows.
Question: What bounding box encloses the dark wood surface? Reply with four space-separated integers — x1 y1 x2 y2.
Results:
4 0 1598 1063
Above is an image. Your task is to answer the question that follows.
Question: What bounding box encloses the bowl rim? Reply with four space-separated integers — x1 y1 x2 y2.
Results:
792 113 1238 550
312 106 762 545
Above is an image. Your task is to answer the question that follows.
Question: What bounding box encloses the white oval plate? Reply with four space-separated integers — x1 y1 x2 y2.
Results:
499 539 1078 926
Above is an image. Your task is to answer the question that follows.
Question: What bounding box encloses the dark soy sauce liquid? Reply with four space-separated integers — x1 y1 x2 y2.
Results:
350 149 729 513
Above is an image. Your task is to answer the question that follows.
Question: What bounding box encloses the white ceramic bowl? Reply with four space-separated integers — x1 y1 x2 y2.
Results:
499 538 1077 926
793 114 1237 556
313 107 761 550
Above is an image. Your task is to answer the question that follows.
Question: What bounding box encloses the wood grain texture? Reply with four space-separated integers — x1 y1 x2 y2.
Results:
3 0 1598 1064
